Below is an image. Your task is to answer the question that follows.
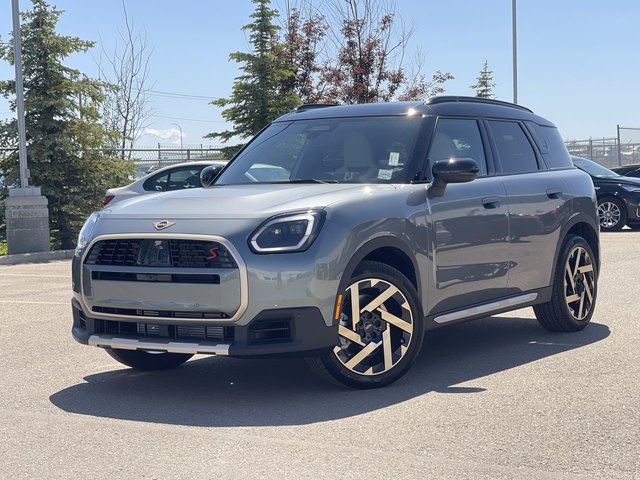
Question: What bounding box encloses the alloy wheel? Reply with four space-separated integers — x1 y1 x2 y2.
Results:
333 278 414 376
563 246 595 321
597 201 621 229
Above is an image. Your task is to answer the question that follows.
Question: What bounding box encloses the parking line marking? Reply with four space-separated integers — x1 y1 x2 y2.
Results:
0 274 71 278
0 300 68 305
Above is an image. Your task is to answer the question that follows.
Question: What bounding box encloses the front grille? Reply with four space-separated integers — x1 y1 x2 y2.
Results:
85 239 237 269
92 305 229 320
95 319 234 342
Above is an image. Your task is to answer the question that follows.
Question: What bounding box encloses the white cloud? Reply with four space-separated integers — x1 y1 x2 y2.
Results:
141 127 185 145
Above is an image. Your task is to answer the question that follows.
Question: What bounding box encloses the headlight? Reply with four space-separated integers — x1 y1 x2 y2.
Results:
250 210 325 253
75 212 100 256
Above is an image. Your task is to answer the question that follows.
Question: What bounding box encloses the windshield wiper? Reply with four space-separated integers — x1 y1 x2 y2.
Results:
287 178 339 184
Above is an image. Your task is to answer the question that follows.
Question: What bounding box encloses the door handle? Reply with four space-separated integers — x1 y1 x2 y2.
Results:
546 188 562 199
482 196 500 208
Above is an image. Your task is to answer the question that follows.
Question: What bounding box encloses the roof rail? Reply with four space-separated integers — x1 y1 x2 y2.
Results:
293 103 340 112
427 96 532 113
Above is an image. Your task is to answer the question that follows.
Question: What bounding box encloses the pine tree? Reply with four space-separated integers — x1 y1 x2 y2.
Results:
0 0 133 248
206 0 300 142
470 61 496 99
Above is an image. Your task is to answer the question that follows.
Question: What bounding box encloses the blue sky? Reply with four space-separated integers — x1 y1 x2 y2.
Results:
1 0 639 146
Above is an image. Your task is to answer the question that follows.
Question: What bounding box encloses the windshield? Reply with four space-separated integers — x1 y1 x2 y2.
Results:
573 157 619 178
216 116 422 185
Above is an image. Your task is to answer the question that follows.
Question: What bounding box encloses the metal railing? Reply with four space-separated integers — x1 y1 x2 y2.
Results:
0 145 227 181
565 138 640 168
104 145 226 178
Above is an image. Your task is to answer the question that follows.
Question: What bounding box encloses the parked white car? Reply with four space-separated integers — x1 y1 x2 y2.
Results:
102 160 227 206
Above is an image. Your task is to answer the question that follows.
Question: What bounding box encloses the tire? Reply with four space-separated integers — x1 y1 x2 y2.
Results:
534 234 597 332
597 197 626 231
106 348 193 371
307 261 424 389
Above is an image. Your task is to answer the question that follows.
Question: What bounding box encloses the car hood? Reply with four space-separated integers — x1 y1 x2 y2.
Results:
593 175 640 188
100 183 398 219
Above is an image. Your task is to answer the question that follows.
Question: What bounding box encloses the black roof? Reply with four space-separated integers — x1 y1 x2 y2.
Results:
275 95 554 127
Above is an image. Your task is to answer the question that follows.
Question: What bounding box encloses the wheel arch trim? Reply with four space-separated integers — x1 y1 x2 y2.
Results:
550 213 600 285
338 236 423 303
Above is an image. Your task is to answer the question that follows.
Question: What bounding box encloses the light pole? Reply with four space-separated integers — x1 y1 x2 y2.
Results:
12 0 29 187
171 122 183 149
512 0 518 104
5 0 50 255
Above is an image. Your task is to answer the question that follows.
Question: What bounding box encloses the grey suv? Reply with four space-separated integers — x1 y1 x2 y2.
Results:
71 97 600 389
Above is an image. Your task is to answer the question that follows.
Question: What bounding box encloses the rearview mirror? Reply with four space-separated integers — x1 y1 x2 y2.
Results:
200 165 224 188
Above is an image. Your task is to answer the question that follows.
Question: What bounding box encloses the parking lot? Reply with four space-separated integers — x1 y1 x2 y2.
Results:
0 232 638 479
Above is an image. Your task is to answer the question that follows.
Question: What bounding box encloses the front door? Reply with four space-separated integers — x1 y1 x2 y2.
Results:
426 118 510 314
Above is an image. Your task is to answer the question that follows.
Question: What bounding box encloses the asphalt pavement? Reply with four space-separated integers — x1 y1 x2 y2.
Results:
0 232 638 479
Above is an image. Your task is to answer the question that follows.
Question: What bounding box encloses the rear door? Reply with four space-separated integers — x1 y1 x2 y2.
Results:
426 117 510 314
486 120 571 292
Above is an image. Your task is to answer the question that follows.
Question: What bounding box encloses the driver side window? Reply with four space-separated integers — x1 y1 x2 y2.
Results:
427 118 488 179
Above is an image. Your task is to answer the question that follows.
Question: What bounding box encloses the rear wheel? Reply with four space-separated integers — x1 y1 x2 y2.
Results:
534 235 597 332
106 348 193 370
307 261 424 389
597 197 626 231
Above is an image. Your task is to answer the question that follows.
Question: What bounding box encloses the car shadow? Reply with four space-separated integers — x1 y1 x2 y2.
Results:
50 316 609 427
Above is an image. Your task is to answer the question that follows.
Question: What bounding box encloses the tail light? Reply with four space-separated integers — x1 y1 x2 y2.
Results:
102 194 115 206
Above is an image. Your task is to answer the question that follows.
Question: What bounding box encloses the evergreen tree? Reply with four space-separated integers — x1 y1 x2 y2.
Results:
206 0 300 142
0 0 133 248
470 61 496 99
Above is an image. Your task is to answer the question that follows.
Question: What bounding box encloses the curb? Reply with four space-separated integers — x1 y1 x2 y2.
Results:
0 249 75 266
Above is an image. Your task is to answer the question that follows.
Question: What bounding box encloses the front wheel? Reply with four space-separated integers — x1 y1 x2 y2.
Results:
534 234 597 332
597 197 626 231
307 261 424 389
106 348 193 370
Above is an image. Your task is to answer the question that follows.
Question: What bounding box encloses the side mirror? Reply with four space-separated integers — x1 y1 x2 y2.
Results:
432 158 479 184
200 165 224 188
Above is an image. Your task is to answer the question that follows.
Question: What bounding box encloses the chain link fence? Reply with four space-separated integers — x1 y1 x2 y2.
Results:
107 144 227 178
0 144 227 182
565 137 640 168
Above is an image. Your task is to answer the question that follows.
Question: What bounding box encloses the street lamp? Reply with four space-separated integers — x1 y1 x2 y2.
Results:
512 0 518 104
171 122 183 149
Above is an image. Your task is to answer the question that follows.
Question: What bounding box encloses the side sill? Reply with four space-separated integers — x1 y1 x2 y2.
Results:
433 292 539 324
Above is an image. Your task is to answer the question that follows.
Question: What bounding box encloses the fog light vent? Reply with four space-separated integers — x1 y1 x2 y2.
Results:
249 319 291 343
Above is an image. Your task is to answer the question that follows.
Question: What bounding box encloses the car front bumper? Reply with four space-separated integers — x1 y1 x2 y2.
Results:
71 297 338 357
622 191 640 222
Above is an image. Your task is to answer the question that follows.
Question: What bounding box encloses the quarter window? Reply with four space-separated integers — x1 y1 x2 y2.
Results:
427 118 488 178
525 122 573 169
488 121 539 174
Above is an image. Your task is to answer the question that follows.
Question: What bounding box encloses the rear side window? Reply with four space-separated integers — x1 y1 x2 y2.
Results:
525 122 573 169
488 120 539 174
144 167 202 192
427 118 488 178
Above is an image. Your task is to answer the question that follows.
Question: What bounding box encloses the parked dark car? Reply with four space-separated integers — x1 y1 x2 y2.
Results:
572 156 640 231
611 163 640 178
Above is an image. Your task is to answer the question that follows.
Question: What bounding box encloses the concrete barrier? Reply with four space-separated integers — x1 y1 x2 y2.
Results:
0 249 74 265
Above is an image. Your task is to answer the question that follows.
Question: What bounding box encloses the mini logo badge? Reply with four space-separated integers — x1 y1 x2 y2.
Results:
153 220 176 230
